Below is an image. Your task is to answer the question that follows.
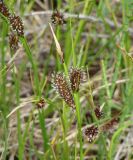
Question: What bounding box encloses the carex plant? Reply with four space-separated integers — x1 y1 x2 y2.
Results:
0 0 24 52
0 1 51 159
51 67 85 109
0 1 124 159
51 61 120 143
50 11 121 144
0 0 41 96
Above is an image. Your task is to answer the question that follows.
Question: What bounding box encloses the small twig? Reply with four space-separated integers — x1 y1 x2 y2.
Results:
24 11 133 35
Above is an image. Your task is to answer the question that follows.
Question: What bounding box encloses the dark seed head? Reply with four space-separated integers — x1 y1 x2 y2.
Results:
69 67 84 92
36 98 45 109
51 10 66 25
9 14 24 36
52 72 75 109
0 1 10 17
9 33 19 51
94 107 103 119
84 125 99 143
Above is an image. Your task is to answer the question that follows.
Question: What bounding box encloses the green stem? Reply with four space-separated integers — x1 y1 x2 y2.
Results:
19 37 40 97
74 93 83 160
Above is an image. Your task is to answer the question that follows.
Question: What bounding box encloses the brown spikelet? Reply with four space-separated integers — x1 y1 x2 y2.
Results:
69 67 84 92
0 1 10 17
9 33 19 51
101 117 119 132
9 14 24 36
51 10 66 25
36 98 45 109
52 72 75 109
84 125 99 143
94 107 103 119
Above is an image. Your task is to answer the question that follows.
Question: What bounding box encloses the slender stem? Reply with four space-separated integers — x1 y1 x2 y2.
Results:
74 93 83 160
19 36 40 97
